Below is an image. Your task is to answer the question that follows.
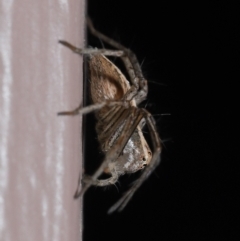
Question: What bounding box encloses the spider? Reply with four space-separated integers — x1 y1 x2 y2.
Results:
58 18 162 213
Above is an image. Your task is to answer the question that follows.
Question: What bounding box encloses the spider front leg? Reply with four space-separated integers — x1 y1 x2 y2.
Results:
59 40 124 58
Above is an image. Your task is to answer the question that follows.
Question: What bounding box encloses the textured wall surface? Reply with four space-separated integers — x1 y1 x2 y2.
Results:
0 0 85 240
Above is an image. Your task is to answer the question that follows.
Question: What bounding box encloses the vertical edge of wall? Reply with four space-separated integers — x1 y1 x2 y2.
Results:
0 0 85 240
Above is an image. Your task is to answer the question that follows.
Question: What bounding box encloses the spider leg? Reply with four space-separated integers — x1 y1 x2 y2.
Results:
98 106 134 149
108 109 162 213
58 101 127 116
73 106 137 198
75 107 145 197
74 173 119 198
83 173 119 187
59 40 124 57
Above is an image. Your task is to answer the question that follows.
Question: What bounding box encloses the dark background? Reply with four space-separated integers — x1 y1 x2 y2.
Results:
83 0 238 240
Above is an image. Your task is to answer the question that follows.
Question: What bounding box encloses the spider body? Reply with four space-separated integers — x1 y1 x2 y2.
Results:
58 18 162 213
89 54 152 178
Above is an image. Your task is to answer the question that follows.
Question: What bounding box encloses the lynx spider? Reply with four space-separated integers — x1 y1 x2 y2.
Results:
58 18 162 213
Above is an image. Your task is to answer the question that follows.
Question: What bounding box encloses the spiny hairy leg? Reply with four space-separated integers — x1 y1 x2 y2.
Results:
83 173 119 187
